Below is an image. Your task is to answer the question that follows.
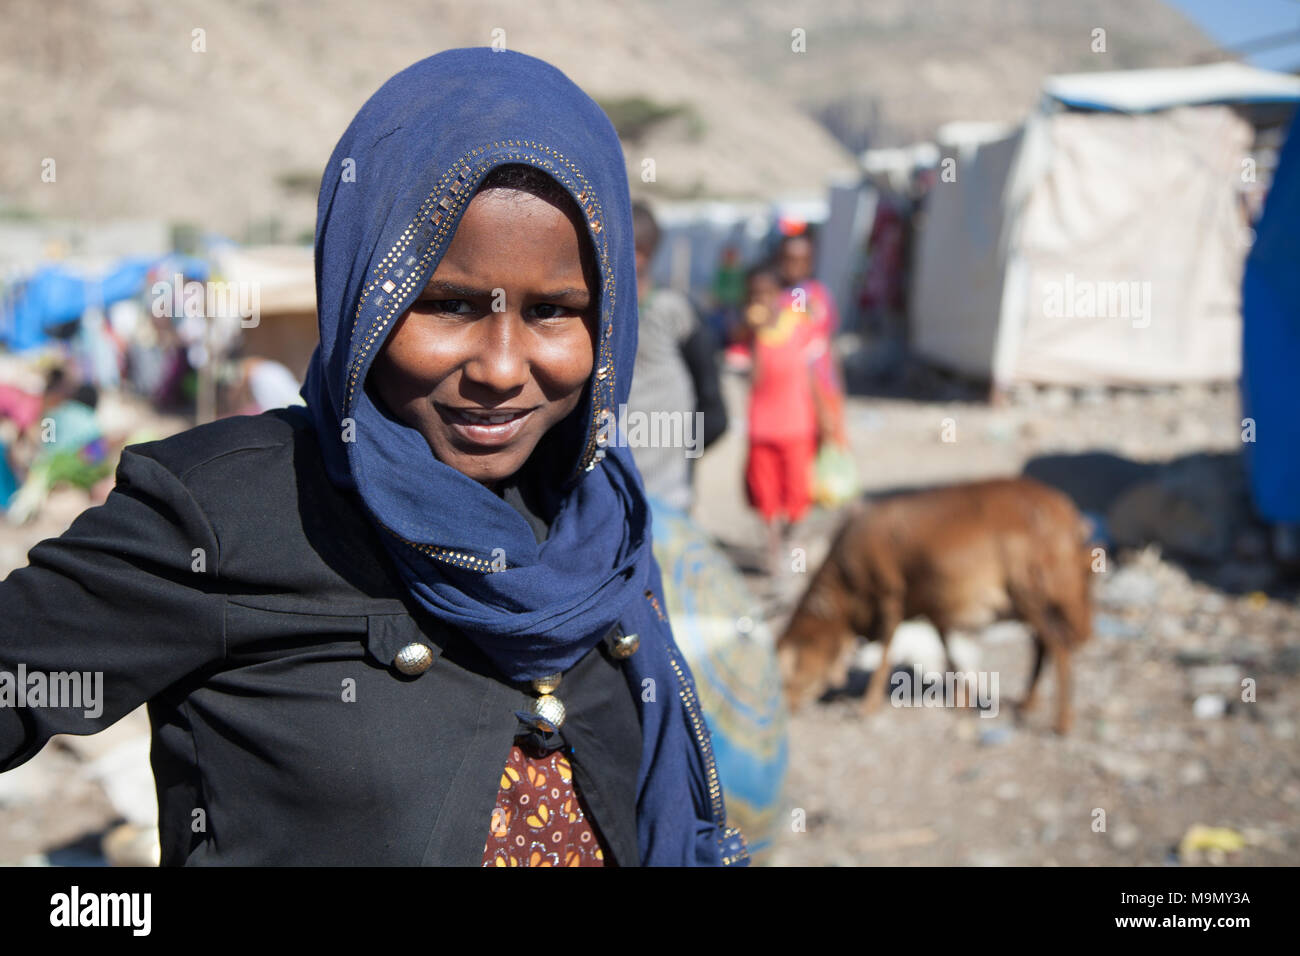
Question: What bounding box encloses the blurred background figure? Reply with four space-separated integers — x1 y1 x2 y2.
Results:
626 200 727 512
776 229 847 449
709 244 746 348
5 366 112 523
737 265 826 576
225 354 306 415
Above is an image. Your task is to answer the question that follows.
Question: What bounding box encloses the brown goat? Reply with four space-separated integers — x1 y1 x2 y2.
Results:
776 477 1094 734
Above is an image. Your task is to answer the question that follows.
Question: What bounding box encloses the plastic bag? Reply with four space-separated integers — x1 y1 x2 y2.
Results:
812 442 859 507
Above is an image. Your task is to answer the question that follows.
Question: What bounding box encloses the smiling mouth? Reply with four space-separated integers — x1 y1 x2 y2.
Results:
438 404 537 447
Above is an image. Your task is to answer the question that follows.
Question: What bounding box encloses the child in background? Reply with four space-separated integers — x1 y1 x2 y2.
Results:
776 231 847 448
739 266 829 575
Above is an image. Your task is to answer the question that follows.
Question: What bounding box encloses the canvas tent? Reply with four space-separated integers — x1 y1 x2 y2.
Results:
910 62 1300 389
211 244 318 380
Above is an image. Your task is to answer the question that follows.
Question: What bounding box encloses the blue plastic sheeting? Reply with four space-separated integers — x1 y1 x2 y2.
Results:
1241 112 1300 524
0 254 209 351
1 267 88 349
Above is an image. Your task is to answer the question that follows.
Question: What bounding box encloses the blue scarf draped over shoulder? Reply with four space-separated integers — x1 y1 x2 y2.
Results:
300 48 742 866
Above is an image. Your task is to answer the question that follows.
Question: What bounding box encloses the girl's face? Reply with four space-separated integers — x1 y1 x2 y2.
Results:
778 236 814 286
746 272 780 313
370 186 599 488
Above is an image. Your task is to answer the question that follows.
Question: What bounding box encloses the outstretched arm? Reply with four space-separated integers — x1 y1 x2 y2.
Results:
0 447 225 772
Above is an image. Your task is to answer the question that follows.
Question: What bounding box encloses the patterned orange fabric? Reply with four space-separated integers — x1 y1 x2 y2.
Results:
482 744 608 867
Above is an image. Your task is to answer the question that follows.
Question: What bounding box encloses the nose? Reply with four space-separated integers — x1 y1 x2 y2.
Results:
462 312 529 394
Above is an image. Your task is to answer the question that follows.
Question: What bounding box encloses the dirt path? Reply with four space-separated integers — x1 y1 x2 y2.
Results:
2 382 1296 865
694 371 1299 866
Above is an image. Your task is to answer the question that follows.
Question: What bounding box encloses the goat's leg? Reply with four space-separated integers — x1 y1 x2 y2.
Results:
1018 637 1046 717
1014 596 1076 734
859 637 893 715
934 626 976 710
1052 643 1073 735
859 600 903 716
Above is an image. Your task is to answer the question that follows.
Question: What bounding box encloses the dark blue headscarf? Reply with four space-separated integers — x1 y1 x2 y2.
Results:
300 48 744 866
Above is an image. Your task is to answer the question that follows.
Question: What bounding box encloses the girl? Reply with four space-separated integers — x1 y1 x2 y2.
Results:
739 266 829 576
0 48 745 867
776 231 847 448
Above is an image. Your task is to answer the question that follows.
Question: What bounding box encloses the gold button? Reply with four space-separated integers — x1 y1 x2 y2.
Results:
394 643 433 675
531 673 562 695
532 694 566 732
608 629 640 659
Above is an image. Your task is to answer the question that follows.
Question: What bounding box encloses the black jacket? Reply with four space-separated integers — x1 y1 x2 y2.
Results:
0 409 643 865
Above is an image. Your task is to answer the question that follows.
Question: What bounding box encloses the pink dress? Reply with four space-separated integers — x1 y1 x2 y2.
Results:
779 280 845 445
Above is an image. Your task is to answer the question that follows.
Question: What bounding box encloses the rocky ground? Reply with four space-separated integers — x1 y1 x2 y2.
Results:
1 368 1297 866
693 358 1300 866
763 552 1299 866
0 394 187 866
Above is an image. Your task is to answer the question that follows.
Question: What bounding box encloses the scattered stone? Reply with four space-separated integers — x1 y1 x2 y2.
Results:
1111 823 1140 850
1042 387 1072 412
1079 386 1108 406
1193 694 1226 720
1274 646 1300 676
1094 614 1142 641
101 822 160 867
1187 665 1242 696
1099 564 1161 608
1094 751 1152 784
978 727 1013 747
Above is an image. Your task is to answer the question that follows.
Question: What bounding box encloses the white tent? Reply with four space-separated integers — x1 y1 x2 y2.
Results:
910 62 1300 388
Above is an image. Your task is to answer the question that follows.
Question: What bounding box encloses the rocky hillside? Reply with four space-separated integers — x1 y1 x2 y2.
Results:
671 0 1221 150
0 0 1218 239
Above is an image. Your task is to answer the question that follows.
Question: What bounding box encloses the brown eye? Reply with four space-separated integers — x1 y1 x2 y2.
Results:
528 303 579 321
414 298 473 315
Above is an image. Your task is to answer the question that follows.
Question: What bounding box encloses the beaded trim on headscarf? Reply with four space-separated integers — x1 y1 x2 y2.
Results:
348 142 619 573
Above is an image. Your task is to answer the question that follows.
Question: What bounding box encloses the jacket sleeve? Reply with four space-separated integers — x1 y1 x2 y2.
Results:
678 317 728 451
0 445 226 772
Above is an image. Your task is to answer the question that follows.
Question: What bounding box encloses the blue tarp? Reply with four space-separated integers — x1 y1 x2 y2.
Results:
1 267 88 350
0 254 208 351
1242 112 1300 524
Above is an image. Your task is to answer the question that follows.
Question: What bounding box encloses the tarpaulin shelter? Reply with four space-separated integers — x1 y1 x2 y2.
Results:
1241 110 1300 525
0 255 207 351
909 62 1300 389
